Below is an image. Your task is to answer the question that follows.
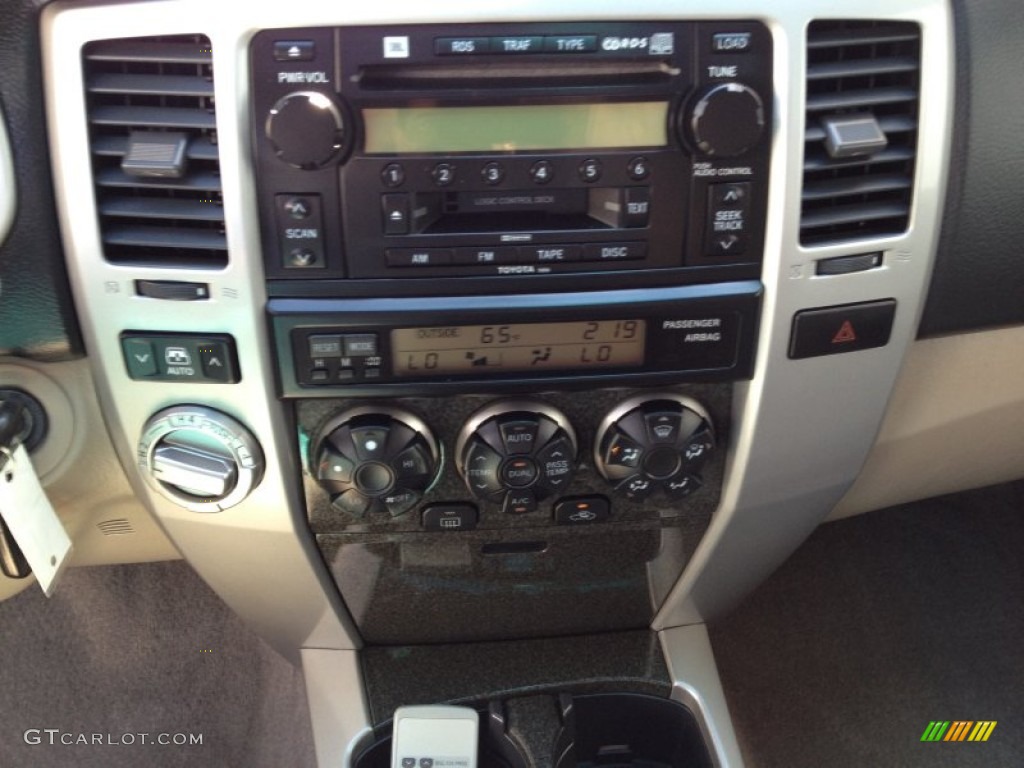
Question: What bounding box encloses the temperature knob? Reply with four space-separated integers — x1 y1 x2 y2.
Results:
594 395 715 502
311 406 440 518
456 401 577 514
138 405 264 513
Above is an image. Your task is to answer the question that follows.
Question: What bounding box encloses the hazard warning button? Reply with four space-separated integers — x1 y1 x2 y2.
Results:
788 300 897 359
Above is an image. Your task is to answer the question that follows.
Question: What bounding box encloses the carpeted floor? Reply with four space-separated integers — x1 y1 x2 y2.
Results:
709 481 1024 767
2 482 1021 768
0 560 316 768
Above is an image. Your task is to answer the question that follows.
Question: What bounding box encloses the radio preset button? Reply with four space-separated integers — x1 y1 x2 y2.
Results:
481 162 505 185
529 160 554 185
435 37 490 55
381 163 405 188
582 242 647 262
627 156 650 180
386 248 454 267
454 247 518 266
578 158 603 183
432 163 456 186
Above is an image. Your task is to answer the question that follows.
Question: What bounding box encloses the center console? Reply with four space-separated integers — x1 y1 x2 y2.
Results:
41 1 954 766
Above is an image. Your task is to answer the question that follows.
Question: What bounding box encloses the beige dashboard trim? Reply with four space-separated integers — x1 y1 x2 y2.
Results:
832 326 1024 519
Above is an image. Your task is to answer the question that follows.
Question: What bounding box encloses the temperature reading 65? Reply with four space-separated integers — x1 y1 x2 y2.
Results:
480 326 513 344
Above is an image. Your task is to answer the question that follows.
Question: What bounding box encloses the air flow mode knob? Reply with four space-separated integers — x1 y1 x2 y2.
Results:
265 91 345 169
456 401 577 515
689 82 766 157
138 405 265 513
311 407 441 519
594 395 715 502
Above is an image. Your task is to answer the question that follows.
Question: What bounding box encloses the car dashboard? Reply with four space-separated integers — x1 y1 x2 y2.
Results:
1 0 1023 765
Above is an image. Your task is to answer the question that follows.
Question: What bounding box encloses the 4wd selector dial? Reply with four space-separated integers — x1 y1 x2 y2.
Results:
138 405 264 513
311 406 440 518
595 395 715 502
456 401 577 514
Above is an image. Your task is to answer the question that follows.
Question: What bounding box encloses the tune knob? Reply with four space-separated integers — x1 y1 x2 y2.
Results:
594 395 715 502
311 406 440 518
456 401 577 514
138 405 265 513
265 91 345 169
688 82 766 157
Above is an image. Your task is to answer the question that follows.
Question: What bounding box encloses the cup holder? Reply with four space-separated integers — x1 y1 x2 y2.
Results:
553 693 713 768
352 704 528 768
353 693 711 768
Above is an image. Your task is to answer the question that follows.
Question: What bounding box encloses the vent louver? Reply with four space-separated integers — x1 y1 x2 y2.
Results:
801 21 921 246
83 35 226 268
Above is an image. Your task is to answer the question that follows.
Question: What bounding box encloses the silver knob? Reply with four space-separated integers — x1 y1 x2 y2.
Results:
138 405 264 513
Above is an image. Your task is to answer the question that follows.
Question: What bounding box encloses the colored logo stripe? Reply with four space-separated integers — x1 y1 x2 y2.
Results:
969 722 998 742
945 721 973 741
921 721 996 742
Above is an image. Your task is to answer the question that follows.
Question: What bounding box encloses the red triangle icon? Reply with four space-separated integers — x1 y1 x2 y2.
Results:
832 320 857 344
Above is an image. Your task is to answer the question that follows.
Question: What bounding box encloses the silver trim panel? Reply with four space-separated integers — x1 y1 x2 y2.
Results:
302 648 374 768
660 624 745 768
0 104 14 247
654 0 953 627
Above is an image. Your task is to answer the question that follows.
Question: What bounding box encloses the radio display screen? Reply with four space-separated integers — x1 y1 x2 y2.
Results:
363 103 668 153
391 319 646 377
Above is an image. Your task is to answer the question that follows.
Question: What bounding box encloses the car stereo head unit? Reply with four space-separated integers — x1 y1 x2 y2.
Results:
251 21 773 294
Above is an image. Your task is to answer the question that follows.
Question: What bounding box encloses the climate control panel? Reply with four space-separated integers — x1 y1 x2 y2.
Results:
454 402 578 514
303 390 721 533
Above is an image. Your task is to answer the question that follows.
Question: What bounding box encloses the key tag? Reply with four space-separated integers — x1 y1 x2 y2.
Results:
0 445 73 596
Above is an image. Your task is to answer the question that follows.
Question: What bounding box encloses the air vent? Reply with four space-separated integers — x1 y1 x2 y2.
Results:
83 35 226 268
97 519 134 536
801 21 921 246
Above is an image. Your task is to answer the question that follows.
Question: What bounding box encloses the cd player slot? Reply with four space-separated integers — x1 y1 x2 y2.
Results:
357 61 674 90
393 188 646 235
